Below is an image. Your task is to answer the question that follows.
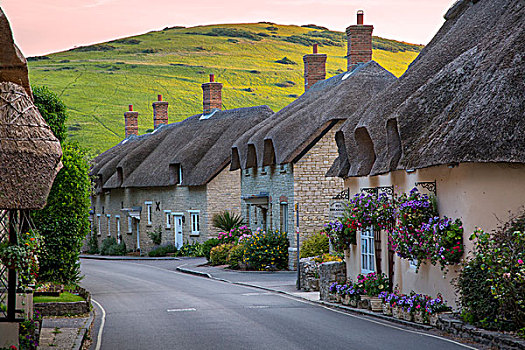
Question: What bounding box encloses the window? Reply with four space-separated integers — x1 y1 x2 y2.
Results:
116 216 121 242
189 211 200 235
97 214 101 236
127 216 132 233
280 203 288 233
165 210 171 229
246 205 251 226
361 226 375 274
107 215 111 236
409 258 418 269
169 164 182 185
145 201 152 225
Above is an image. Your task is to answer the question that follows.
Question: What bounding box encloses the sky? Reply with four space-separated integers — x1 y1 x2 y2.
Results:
1 0 457 57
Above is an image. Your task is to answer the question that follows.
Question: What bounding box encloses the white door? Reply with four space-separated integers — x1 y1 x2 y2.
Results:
174 215 183 249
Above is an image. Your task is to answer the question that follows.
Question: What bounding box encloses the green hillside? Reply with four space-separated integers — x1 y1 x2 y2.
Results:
28 23 422 155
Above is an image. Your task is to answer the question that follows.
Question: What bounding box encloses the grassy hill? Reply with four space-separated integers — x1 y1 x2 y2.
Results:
28 23 423 155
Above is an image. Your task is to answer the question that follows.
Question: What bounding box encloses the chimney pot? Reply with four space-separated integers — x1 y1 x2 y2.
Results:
357 10 364 25
313 44 318 54
158 94 162 101
209 74 215 82
128 104 133 111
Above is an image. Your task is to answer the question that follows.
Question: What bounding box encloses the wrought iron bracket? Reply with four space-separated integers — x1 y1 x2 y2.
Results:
360 187 379 196
332 188 350 200
415 181 437 195
377 186 395 197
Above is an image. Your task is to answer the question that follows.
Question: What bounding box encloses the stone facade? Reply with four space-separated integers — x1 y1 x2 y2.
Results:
91 167 239 254
293 121 345 243
299 257 320 292
206 168 242 236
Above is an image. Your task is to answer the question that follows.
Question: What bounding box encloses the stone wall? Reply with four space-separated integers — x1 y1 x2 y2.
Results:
293 121 345 243
319 261 346 301
206 167 242 237
35 286 91 317
299 257 320 292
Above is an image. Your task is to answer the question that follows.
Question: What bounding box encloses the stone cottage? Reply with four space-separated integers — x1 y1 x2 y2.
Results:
89 76 273 253
328 0 525 307
230 12 396 260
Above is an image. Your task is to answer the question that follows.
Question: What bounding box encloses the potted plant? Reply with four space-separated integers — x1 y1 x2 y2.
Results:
0 242 30 270
425 295 451 326
357 272 390 312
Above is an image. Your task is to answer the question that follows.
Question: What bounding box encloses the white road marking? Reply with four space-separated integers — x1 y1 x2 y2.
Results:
92 299 106 350
245 305 270 309
242 292 273 296
167 308 197 312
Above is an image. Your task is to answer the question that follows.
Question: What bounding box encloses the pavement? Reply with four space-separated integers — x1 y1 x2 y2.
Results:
38 312 93 350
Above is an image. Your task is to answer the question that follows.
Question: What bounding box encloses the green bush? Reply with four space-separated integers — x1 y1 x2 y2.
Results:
148 244 177 257
87 229 99 254
202 238 221 261
210 243 234 266
177 241 204 257
227 244 245 269
244 230 289 270
300 233 329 258
147 226 162 246
100 237 126 256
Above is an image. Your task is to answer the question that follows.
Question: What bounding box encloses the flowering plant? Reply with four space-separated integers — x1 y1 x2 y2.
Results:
322 220 346 252
356 272 390 296
423 216 464 270
0 230 41 287
218 225 252 244
243 229 288 271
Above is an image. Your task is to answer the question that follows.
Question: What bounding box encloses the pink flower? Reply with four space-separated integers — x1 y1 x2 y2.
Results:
518 259 524 265
503 272 511 279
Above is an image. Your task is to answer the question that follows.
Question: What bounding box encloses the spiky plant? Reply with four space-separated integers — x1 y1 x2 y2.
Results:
212 211 244 233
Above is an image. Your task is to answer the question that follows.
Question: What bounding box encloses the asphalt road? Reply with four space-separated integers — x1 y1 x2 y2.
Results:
80 259 477 350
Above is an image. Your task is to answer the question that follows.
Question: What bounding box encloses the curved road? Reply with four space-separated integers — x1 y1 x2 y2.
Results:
80 259 477 350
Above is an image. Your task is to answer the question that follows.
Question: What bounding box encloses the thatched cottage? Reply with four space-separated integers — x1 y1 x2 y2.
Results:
231 12 396 261
0 7 62 345
329 0 525 306
89 77 273 253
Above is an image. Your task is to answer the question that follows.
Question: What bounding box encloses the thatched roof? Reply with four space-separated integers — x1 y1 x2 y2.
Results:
91 106 273 189
331 0 525 178
0 8 31 97
231 61 396 170
0 82 62 209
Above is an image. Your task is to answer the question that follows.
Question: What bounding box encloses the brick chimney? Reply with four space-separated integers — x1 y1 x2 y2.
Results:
346 10 374 71
303 44 327 91
152 94 168 129
201 74 223 114
124 104 138 138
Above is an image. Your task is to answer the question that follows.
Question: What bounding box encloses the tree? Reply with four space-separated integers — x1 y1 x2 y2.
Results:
31 86 91 283
32 86 68 143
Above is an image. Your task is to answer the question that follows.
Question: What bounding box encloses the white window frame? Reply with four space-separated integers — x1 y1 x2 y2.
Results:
106 214 111 236
188 210 200 235
361 226 376 274
145 201 153 225
409 258 418 269
281 203 288 233
178 166 183 185
127 216 133 233
97 214 101 236
164 210 172 229
115 215 121 242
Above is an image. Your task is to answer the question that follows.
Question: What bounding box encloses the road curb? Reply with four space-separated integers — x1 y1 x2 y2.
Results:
80 255 179 261
74 309 94 350
176 267 434 332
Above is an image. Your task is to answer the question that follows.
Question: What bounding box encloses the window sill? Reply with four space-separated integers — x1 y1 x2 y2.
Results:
126 231 133 235
190 232 200 236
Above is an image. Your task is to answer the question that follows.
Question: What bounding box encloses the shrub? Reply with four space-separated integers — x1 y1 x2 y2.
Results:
227 244 245 269
212 211 244 232
275 57 296 65
300 233 329 258
243 230 289 270
87 229 99 254
177 241 204 257
147 225 162 246
202 238 221 261
356 272 391 297
457 219 525 333
100 237 126 256
210 243 234 266
148 244 177 257
313 253 343 264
